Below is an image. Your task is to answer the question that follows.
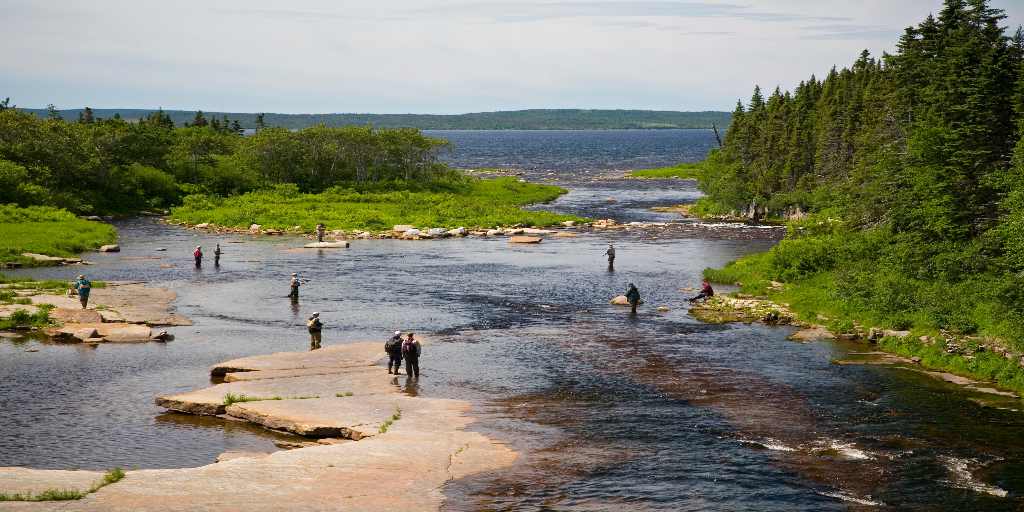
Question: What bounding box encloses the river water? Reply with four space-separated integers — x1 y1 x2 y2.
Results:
2 131 1024 509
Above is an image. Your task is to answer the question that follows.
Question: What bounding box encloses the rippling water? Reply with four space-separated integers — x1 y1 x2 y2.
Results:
2 131 1024 509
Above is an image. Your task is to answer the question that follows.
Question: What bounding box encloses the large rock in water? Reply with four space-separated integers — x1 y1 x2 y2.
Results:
73 328 100 341
99 244 120 252
303 241 350 249
509 236 541 244
447 227 468 236
50 308 104 324
610 295 643 305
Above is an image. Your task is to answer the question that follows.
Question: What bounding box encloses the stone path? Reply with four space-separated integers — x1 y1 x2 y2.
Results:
0 342 517 511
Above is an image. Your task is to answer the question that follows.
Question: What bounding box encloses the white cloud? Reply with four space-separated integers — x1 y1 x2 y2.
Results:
1 0 1020 114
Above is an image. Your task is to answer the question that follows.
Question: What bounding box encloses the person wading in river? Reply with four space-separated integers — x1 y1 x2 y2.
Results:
307 312 323 350
316 222 326 243
603 244 615 268
289 273 304 298
72 275 91 309
385 330 404 374
194 246 203 267
214 244 221 265
626 282 641 314
402 332 421 378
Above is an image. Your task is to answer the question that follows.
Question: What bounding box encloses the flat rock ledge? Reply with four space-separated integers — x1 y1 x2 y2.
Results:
3 342 518 511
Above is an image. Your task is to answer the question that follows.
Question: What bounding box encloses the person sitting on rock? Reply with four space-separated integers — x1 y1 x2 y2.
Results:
72 275 91 309
385 330 404 374
692 282 714 302
625 282 641 314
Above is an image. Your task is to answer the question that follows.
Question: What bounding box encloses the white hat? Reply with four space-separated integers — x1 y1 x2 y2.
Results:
395 330 401 335
292 273 298 276
312 312 319 316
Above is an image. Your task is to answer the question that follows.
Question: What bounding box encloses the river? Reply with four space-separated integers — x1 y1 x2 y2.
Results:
2 131 1024 509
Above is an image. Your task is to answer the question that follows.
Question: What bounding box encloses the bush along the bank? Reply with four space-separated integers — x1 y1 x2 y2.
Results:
169 177 587 231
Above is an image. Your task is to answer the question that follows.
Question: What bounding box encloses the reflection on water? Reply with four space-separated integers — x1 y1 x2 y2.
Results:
1 169 1023 508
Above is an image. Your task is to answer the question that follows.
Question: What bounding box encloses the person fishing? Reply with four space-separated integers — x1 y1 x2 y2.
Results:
289 273 309 298
307 312 323 350
194 246 203 266
72 275 91 309
316 222 326 243
402 332 421 378
691 281 714 302
385 330 404 374
603 244 615 267
625 282 641 314
214 244 221 265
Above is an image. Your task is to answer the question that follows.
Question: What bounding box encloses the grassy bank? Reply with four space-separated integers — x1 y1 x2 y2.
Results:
170 177 588 231
627 162 701 179
701 218 1024 396
0 205 118 265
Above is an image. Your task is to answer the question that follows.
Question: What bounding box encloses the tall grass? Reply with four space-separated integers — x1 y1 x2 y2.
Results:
170 178 587 231
627 162 702 179
0 205 117 264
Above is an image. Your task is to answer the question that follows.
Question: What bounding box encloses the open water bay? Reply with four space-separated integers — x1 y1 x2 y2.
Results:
2 131 1024 509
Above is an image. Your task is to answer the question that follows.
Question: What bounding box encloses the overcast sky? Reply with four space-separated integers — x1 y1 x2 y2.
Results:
2 1 1021 114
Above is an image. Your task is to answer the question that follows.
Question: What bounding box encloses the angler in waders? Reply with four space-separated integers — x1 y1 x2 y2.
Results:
289 273 305 298
214 244 221 265
402 333 421 378
194 246 203 267
603 244 615 269
72 275 91 309
625 282 641 315
307 312 323 350
385 330 404 374
316 222 326 243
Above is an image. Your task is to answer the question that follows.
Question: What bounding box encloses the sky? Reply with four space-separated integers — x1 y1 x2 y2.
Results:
2 0 1022 115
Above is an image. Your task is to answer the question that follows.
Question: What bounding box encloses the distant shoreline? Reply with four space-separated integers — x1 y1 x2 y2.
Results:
20 107 732 131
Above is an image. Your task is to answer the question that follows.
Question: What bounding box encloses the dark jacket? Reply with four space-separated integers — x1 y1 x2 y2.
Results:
626 285 641 303
307 317 323 333
701 283 714 297
402 339 421 358
385 336 404 356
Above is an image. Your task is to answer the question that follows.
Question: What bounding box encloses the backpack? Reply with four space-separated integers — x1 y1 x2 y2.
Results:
306 318 317 328
78 279 90 290
402 340 416 356
194 249 201 257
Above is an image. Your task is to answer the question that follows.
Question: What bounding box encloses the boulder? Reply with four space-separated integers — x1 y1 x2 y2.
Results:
99 245 120 252
150 330 175 341
604 198 615 202
403 229 421 237
195 223 210 229
562 221 576 227
426 228 448 236
609 295 642 305
158 264 173 268
447 227 468 236
73 328 100 341
249 224 261 231
506 229 526 235
393 225 417 233
50 308 104 324
486 230 504 236
882 330 912 338
303 241 350 249
509 236 541 244
657 307 670 311
265 229 282 235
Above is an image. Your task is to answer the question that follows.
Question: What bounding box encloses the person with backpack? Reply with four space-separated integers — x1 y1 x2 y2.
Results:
194 246 203 267
384 330 404 374
625 282 641 314
307 312 323 350
402 332 421 377
72 275 91 309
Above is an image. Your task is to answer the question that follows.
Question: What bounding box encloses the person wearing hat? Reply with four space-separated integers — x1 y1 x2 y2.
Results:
194 246 203 266
307 312 323 350
602 244 615 266
72 275 91 309
401 332 421 378
213 244 221 265
289 273 302 298
384 330 404 374
692 281 714 302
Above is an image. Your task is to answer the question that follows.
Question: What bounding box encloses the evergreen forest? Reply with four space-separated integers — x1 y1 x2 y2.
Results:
698 0 1024 345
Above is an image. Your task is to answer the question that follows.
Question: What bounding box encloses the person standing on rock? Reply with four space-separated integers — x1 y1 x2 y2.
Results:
72 275 91 309
307 312 323 350
214 244 221 265
402 332 421 377
603 244 615 268
316 222 326 243
692 281 714 302
385 330 404 374
194 246 203 267
625 282 641 314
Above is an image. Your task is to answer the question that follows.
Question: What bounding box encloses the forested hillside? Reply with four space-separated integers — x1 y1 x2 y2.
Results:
18 108 732 131
699 0 1024 343
0 105 457 216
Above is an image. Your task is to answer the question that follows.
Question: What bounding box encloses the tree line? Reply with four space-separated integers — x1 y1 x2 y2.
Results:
0 102 457 215
697 0 1024 338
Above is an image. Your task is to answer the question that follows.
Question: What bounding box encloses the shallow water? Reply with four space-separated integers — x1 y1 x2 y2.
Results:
2 133 1024 508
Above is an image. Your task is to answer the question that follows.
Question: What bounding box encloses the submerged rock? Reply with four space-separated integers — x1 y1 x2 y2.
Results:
509 236 542 244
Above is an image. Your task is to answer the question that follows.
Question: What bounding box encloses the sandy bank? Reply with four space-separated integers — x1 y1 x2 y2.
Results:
0 342 517 511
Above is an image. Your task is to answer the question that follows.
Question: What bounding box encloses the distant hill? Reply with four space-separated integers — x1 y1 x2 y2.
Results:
21 108 732 130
